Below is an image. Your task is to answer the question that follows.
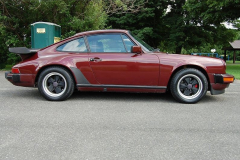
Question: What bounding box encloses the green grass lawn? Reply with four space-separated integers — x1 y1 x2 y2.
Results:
226 61 240 80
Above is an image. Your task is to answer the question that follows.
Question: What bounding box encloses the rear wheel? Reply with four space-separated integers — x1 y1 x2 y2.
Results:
170 68 208 103
38 67 74 101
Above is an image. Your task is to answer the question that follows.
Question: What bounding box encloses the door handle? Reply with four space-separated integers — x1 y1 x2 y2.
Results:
90 57 102 62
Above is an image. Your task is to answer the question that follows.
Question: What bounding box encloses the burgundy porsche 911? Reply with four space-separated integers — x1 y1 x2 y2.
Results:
5 29 234 103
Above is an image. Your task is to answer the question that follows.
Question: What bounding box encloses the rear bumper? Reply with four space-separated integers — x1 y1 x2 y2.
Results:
5 71 20 82
5 71 35 87
210 73 234 95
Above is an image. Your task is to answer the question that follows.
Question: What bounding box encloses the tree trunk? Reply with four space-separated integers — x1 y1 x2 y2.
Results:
224 50 227 62
175 46 182 54
233 50 236 64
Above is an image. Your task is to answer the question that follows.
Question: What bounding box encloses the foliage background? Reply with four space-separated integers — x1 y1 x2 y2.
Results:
0 0 107 68
0 0 240 69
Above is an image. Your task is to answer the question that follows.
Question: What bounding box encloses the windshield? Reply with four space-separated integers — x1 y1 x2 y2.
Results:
129 32 154 52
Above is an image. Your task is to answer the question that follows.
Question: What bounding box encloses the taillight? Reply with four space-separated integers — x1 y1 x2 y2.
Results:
12 68 20 74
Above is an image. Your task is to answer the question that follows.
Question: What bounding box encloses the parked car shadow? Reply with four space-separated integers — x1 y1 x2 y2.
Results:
70 91 175 102
5 88 220 104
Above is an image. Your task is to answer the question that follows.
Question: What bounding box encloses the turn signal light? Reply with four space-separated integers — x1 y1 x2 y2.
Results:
12 68 20 74
223 77 234 83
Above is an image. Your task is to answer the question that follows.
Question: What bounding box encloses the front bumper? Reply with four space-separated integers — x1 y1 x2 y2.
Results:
210 73 234 95
5 71 35 87
214 74 235 84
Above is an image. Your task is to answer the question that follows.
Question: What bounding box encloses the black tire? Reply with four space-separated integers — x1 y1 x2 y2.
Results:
170 68 208 103
38 67 74 101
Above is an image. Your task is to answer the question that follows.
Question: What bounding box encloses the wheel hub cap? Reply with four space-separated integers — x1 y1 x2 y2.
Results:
177 74 203 100
187 84 193 89
42 72 67 98
53 82 58 87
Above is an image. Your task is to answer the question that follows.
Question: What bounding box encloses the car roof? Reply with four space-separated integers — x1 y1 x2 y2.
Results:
74 29 129 36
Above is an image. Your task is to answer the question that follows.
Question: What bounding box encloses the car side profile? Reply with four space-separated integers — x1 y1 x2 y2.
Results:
5 29 234 103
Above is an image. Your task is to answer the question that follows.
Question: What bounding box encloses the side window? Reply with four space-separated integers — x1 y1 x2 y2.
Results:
122 34 135 52
87 34 126 52
57 38 87 52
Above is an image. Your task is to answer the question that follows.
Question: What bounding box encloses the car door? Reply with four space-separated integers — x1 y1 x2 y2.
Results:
87 33 160 86
55 37 98 84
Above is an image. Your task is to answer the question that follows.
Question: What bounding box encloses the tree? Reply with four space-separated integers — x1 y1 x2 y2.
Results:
185 0 240 25
107 0 237 54
161 0 237 54
233 20 240 40
107 0 169 48
103 0 148 15
0 0 107 68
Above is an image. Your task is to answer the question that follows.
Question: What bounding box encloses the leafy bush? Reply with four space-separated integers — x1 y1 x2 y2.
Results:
0 0 107 67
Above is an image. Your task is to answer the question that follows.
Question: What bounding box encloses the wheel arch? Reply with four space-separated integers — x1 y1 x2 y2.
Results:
167 65 210 91
35 64 77 87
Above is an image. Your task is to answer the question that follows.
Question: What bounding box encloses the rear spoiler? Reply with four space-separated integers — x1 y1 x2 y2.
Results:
9 47 39 54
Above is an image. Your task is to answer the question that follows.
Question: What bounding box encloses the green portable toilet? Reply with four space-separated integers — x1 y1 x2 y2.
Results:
31 22 61 49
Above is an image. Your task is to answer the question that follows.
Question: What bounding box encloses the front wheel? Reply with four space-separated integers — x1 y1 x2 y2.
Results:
170 68 208 103
38 67 74 101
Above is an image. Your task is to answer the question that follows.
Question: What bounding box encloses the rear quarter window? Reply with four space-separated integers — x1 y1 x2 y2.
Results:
57 38 87 52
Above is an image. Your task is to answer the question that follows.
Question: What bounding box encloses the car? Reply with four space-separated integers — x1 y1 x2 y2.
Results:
5 29 234 103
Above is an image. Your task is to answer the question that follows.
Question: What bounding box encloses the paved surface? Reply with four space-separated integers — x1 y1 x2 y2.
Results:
0 71 240 160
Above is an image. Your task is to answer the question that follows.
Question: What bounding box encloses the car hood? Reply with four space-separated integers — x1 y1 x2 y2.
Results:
154 52 223 62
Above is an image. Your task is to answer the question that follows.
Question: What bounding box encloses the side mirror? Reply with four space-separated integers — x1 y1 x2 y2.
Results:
131 46 142 54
